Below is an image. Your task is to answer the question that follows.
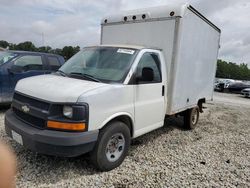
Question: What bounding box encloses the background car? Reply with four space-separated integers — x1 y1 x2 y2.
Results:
226 82 250 94
0 50 65 104
214 79 235 92
241 88 250 98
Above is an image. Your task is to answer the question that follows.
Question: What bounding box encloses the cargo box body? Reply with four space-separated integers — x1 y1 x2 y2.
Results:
101 4 220 115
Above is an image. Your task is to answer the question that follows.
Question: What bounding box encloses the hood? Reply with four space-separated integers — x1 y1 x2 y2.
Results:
15 74 107 103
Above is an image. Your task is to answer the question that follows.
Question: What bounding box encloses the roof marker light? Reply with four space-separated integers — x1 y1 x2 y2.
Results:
170 11 175 16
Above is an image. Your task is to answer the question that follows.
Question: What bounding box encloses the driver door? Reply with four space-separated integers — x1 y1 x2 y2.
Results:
133 51 165 137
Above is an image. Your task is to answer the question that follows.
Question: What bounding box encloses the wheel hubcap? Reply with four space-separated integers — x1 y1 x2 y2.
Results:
105 133 125 162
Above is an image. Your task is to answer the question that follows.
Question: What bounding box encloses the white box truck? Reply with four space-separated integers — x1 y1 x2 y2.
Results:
5 4 220 171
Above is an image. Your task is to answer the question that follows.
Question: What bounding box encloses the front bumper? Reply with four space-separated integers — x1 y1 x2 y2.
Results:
241 92 250 97
5 109 99 157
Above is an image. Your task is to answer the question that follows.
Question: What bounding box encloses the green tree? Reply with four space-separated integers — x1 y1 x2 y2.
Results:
49 48 63 56
239 63 249 80
62 46 75 60
15 41 36 51
216 59 250 81
73 46 80 54
37 46 52 53
0 40 9 48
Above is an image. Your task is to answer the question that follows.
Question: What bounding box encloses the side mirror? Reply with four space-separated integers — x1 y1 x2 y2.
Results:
136 67 154 83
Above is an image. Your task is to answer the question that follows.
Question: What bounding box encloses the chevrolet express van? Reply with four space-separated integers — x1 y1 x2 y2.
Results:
5 4 220 171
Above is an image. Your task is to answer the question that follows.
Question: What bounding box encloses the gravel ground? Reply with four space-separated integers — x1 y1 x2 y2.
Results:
0 93 250 187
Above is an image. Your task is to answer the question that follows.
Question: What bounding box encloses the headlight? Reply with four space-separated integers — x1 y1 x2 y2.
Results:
63 106 73 118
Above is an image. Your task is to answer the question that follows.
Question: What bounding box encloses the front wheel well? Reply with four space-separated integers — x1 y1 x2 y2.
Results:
101 115 134 137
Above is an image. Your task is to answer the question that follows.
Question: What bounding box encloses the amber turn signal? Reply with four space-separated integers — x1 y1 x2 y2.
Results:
47 121 86 131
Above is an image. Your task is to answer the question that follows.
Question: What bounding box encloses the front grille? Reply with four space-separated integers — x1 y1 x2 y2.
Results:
13 107 46 129
13 93 50 111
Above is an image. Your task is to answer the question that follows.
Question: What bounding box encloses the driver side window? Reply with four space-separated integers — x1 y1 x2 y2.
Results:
135 52 162 84
14 55 43 72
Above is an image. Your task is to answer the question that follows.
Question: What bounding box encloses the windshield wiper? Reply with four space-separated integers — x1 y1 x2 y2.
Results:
69 72 102 83
56 70 68 77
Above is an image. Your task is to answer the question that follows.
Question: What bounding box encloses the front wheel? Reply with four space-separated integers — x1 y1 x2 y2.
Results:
184 106 200 130
90 121 131 171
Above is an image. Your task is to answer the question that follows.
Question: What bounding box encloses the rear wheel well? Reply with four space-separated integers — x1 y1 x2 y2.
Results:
102 115 133 137
198 98 205 112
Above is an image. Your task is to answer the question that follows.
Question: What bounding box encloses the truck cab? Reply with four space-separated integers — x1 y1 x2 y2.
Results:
5 4 220 171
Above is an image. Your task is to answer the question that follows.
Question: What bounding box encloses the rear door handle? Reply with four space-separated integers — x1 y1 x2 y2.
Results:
162 85 165 96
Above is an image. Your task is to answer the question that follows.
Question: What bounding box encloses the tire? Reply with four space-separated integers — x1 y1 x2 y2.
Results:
184 106 200 130
90 121 131 171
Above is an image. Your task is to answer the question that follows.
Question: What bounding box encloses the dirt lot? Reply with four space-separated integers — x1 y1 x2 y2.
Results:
0 92 249 187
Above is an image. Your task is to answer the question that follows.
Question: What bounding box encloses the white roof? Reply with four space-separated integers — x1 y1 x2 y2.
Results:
101 4 189 24
99 44 145 49
87 44 161 50
101 4 220 33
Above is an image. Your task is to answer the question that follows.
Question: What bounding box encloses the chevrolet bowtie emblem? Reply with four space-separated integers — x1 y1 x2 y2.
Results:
21 105 30 113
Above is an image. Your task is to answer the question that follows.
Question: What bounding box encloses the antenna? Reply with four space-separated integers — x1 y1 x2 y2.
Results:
42 32 45 46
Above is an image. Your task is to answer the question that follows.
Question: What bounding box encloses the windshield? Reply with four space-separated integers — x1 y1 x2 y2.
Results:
0 52 17 65
59 47 138 83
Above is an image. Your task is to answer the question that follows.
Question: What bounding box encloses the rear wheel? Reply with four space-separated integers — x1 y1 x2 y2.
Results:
90 121 130 171
184 106 200 129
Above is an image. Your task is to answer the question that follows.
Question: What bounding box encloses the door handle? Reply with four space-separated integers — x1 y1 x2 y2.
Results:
162 85 165 96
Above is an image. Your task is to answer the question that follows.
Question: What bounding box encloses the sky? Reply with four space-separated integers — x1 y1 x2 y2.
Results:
0 0 250 65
